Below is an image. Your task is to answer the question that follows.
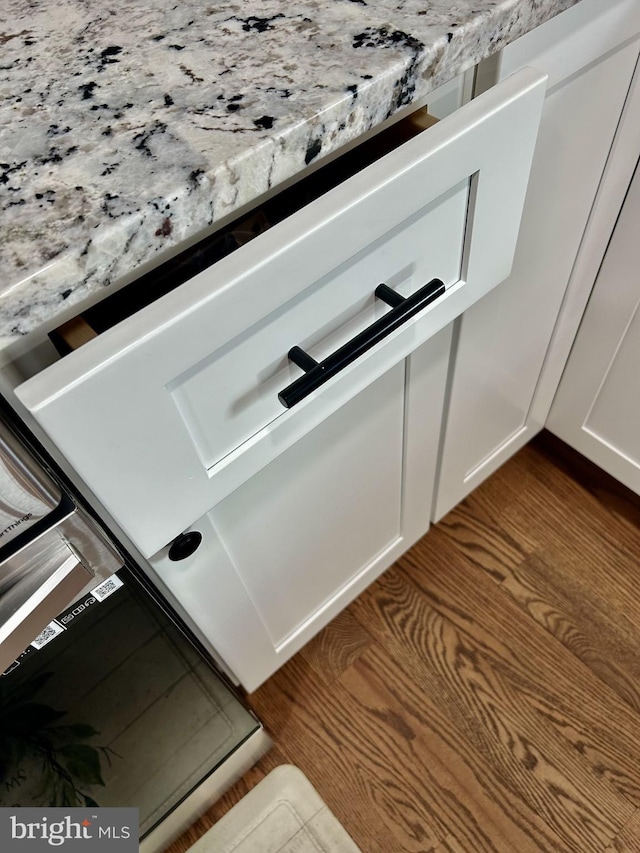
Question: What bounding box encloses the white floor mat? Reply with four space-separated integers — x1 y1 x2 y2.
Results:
188 765 362 852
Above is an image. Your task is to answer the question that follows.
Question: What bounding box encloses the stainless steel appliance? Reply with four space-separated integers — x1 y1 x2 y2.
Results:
0 405 269 850
0 414 123 672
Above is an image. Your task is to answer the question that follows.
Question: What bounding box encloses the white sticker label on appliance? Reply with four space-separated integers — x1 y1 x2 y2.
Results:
91 573 124 601
31 620 65 649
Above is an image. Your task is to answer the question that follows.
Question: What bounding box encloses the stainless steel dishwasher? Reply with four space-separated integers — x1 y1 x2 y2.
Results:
0 404 269 851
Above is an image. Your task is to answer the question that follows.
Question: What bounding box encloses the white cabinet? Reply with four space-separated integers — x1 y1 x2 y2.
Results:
547 161 640 494
13 69 545 689
433 0 640 519
5 4 640 689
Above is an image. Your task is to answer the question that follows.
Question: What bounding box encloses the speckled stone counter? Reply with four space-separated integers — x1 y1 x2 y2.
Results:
0 0 580 342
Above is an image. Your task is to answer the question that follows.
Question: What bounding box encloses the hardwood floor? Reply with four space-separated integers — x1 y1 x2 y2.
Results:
168 434 640 852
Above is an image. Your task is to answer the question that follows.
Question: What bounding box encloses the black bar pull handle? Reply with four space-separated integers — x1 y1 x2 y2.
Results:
278 277 445 409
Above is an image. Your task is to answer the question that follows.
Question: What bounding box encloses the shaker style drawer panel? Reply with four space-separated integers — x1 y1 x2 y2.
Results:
16 68 546 558
168 179 467 472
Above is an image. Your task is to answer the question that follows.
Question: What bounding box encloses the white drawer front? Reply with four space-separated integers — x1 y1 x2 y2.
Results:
17 68 546 558
168 179 467 471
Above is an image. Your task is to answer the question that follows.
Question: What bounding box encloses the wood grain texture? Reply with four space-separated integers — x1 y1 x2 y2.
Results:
402 527 640 809
536 431 640 535
350 570 633 852
433 836 469 853
254 653 444 853
299 609 374 685
340 647 572 853
437 494 532 582
499 552 640 714
454 441 640 715
604 809 640 852
167 436 640 853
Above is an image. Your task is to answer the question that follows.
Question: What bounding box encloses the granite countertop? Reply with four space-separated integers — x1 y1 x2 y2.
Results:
0 0 579 344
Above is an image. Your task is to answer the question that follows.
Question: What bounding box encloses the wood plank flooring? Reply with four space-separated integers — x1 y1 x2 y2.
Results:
168 434 640 852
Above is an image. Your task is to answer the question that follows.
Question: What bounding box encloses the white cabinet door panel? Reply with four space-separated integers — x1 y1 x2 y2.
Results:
433 1 640 520
547 162 640 493
584 310 640 464
208 362 403 650
149 327 453 691
499 0 640 89
16 70 545 558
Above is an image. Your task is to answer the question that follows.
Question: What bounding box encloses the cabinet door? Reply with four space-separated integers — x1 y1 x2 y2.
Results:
15 70 545 558
547 162 640 494
149 329 451 691
433 0 640 519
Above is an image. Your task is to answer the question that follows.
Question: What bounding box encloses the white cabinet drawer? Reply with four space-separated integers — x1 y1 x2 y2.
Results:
16 68 545 558
168 178 467 470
